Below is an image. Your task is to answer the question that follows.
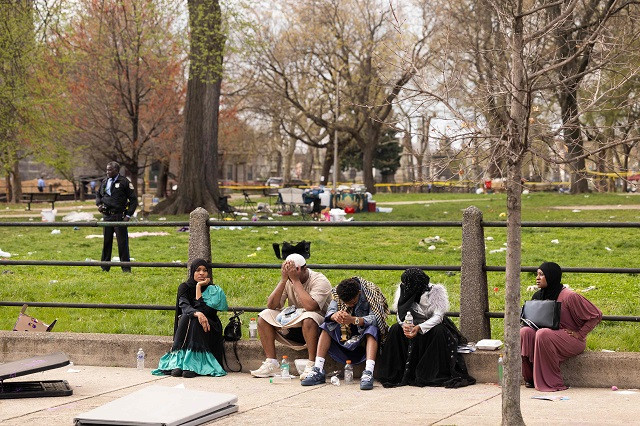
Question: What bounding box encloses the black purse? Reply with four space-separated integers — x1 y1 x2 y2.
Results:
222 310 244 373
272 240 311 259
521 300 561 330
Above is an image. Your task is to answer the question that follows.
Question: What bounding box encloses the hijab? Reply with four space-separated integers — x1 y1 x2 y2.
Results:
532 261 563 301
397 268 431 323
174 258 212 331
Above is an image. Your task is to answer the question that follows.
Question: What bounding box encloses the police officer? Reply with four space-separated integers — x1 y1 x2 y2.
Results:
96 161 138 272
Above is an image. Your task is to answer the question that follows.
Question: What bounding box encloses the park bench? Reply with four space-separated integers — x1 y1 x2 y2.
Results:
22 192 60 211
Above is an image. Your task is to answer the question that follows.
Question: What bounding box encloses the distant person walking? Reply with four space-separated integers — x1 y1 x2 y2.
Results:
90 180 96 194
96 161 137 272
37 176 45 193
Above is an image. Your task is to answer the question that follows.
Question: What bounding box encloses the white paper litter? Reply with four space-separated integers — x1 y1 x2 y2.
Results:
62 212 96 222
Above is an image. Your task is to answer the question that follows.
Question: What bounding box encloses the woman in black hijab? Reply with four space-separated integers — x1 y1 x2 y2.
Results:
152 259 228 378
521 261 602 391
377 268 475 388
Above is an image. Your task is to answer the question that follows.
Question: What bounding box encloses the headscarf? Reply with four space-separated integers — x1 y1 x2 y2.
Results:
397 268 431 323
174 258 212 331
532 261 563 301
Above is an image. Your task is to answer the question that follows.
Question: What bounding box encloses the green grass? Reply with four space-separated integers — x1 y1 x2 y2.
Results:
0 191 638 351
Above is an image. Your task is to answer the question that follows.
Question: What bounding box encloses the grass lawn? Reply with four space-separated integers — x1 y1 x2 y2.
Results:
0 191 638 351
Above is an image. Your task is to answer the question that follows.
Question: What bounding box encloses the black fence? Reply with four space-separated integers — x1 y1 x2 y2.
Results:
1 219 639 322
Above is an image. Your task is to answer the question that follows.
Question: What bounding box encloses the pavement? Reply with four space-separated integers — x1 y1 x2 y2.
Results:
1 364 639 425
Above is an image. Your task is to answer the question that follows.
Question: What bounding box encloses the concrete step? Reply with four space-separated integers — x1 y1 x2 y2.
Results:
1 331 637 388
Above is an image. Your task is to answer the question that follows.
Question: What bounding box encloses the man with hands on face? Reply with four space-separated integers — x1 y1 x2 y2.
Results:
301 277 389 390
250 253 332 379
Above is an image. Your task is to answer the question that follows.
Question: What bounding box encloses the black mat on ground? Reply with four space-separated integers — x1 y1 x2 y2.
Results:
0 352 72 399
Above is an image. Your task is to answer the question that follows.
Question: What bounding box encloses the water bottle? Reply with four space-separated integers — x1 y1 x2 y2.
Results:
249 318 258 340
136 348 145 370
280 355 290 377
330 375 341 386
344 360 354 385
497 354 504 386
404 311 414 327
269 375 292 384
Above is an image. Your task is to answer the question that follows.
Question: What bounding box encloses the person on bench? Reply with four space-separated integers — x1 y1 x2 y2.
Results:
152 259 228 378
250 253 332 380
520 262 602 391
301 276 389 390
377 268 475 388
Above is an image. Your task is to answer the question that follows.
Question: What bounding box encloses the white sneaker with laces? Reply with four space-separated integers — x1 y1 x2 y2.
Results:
250 360 280 378
299 360 315 380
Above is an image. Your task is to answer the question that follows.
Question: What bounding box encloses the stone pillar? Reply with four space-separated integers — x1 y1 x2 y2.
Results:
188 207 211 268
460 206 491 341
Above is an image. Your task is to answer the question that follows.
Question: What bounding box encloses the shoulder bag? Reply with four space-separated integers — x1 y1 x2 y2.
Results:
222 310 244 372
521 300 561 330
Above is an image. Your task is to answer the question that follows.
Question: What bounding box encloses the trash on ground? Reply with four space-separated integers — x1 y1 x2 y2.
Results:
551 239 559 244
62 212 96 222
0 249 11 258
51 229 61 234
531 395 570 401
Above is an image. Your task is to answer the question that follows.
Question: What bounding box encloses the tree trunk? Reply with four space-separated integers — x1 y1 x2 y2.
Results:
321 148 333 185
156 159 169 198
155 0 224 214
362 143 376 194
502 5 525 424
561 86 588 194
5 174 11 203
11 160 22 204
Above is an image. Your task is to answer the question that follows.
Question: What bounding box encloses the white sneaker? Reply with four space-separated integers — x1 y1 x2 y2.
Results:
299 360 315 380
250 360 280 378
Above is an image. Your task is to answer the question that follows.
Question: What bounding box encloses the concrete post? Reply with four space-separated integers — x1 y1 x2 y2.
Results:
188 207 211 266
460 206 491 342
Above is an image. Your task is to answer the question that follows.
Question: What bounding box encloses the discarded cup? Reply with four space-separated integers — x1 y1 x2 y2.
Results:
330 376 340 386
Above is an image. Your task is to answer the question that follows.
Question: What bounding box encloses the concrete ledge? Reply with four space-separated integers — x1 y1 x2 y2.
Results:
2 331 638 388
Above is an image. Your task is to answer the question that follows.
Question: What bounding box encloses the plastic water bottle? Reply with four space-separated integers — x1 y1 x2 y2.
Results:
269 375 292 384
404 311 414 327
497 354 504 386
280 355 290 377
136 348 145 370
344 360 354 384
249 318 258 340
330 375 341 386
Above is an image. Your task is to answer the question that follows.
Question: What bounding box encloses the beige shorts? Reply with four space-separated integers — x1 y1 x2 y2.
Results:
258 308 325 350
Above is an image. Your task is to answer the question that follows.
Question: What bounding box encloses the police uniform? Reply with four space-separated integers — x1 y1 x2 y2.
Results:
96 174 138 272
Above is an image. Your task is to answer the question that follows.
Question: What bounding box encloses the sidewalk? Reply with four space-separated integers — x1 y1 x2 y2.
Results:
1 365 638 425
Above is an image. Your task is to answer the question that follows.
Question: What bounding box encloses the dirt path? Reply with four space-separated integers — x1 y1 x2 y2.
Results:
551 204 640 210
376 198 478 205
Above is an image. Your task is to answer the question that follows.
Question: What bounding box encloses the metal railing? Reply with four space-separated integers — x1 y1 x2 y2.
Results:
1 218 639 323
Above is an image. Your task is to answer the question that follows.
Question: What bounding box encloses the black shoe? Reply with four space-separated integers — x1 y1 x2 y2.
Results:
170 368 183 377
525 381 534 388
182 370 197 378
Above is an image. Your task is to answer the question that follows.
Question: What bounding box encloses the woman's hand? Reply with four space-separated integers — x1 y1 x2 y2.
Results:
403 324 420 339
563 328 583 341
196 277 210 287
194 311 210 332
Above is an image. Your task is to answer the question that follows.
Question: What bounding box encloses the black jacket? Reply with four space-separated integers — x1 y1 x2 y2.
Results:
96 174 138 216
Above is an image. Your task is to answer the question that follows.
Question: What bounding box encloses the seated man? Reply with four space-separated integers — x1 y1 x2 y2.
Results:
251 253 332 379
301 277 389 390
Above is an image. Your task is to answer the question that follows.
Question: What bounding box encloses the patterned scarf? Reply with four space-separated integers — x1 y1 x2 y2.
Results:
332 277 389 343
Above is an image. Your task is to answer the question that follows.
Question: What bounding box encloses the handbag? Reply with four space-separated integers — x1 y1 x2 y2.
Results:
272 240 311 259
222 310 244 373
521 300 561 330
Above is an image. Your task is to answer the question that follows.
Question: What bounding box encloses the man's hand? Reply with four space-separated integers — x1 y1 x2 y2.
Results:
194 311 210 332
280 260 293 282
332 310 349 324
97 204 107 213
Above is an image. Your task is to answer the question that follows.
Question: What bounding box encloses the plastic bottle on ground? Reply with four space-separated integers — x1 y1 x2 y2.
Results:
497 354 504 386
330 375 340 386
280 355 290 377
344 360 354 385
269 375 293 384
136 348 145 370
249 318 258 340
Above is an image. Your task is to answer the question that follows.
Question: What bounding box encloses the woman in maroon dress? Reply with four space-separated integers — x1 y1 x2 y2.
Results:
520 262 602 391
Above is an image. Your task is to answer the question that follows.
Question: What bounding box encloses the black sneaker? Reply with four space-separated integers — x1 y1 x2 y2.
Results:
170 368 183 377
182 370 197 378
360 370 374 390
300 367 326 386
